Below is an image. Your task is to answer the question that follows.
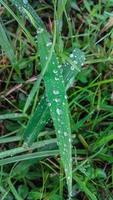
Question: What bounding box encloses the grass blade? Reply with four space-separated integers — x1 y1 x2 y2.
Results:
23 95 50 145
0 150 59 166
0 0 35 46
37 27 72 197
8 179 23 200
74 175 97 200
92 133 113 151
0 113 27 120
0 22 18 72
0 139 57 159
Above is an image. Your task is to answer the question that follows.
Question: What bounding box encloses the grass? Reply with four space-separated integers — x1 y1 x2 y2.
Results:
0 0 113 199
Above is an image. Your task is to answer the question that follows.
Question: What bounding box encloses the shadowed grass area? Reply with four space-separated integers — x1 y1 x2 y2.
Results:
0 0 113 199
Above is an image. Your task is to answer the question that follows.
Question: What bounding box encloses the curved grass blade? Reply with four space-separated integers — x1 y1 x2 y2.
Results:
23 49 85 145
92 133 113 151
0 0 35 46
7 0 55 112
0 150 59 166
0 136 21 144
8 179 23 200
23 95 50 145
0 23 18 72
10 0 45 29
0 139 57 159
0 113 27 120
74 175 97 200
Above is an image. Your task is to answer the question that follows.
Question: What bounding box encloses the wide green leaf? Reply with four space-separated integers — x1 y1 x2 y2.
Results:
23 49 85 146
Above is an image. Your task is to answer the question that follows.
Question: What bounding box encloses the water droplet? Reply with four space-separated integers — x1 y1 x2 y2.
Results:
54 98 60 102
81 63 84 66
58 65 62 68
46 42 52 47
53 70 57 74
48 102 51 107
70 53 74 58
67 176 71 180
64 132 68 136
23 0 28 4
55 77 59 81
45 56 48 60
53 90 59 95
71 66 75 70
56 108 62 115
37 28 44 34
69 138 71 143
65 95 67 99
74 60 77 64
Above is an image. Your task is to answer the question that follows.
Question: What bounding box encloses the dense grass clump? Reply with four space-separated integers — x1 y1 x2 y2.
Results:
0 0 113 199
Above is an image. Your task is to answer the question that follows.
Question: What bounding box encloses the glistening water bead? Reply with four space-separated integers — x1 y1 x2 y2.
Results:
55 77 59 81
48 102 51 107
64 132 68 137
54 98 60 103
71 66 75 70
23 0 28 4
46 42 52 47
53 70 58 74
70 53 74 58
37 28 44 34
53 90 59 95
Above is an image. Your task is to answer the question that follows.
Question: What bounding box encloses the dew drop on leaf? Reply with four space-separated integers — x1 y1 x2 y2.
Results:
64 132 68 137
53 90 59 95
70 54 74 58
48 102 51 107
54 98 60 102
46 42 52 47
56 108 62 115
53 70 58 74
23 0 28 4
58 65 62 68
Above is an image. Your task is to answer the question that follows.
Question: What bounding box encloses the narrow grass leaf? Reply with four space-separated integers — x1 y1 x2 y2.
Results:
74 175 97 200
0 150 59 166
0 139 56 159
8 179 23 200
23 95 50 145
0 113 27 120
0 136 20 144
0 0 35 46
93 133 113 151
0 23 18 72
